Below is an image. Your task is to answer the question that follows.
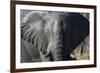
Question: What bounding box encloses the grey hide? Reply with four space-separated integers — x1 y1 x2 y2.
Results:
21 10 89 62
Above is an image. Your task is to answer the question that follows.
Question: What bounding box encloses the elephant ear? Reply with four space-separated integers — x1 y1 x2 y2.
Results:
21 11 44 43
21 11 49 55
63 13 89 56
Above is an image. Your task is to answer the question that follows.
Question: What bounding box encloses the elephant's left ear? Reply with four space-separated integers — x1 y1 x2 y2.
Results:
65 13 89 31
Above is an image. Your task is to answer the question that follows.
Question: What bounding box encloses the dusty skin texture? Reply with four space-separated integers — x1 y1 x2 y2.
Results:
21 10 89 62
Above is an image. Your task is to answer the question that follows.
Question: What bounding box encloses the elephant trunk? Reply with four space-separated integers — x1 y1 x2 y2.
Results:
50 21 65 61
49 30 64 61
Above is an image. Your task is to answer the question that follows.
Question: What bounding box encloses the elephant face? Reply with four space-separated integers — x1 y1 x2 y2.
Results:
21 11 89 61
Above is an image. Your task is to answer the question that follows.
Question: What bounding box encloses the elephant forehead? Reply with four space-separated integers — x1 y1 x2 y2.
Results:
44 12 62 21
44 13 62 29
44 19 61 37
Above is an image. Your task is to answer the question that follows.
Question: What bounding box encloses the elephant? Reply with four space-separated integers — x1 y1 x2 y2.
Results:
21 10 89 62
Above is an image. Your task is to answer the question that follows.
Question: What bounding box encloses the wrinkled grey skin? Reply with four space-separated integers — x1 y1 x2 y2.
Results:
21 10 89 62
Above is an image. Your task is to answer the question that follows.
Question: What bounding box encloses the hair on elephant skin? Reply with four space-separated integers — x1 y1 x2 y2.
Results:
21 10 89 62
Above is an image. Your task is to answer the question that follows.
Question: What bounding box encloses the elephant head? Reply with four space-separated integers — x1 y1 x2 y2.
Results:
21 11 89 61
